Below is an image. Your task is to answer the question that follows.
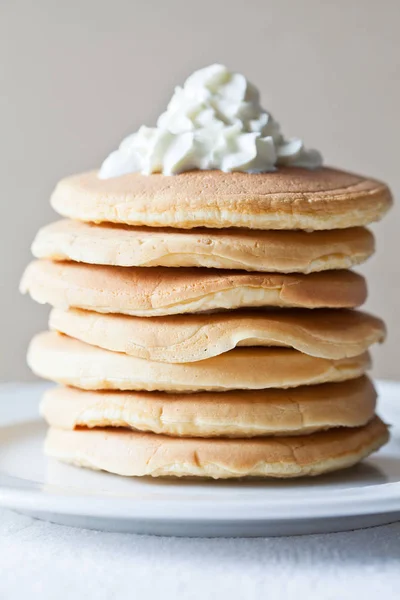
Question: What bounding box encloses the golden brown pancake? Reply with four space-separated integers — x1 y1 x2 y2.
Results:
28 332 371 392
32 219 375 273
41 377 377 438
49 307 385 362
20 260 367 316
50 168 392 230
44 416 389 478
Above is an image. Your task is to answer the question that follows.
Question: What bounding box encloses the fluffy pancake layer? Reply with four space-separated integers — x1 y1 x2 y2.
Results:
50 168 392 230
32 219 375 273
50 308 385 362
21 260 367 316
28 332 371 392
41 377 377 438
44 416 388 478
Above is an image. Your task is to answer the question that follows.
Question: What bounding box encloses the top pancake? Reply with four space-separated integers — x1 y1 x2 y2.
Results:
50 167 392 230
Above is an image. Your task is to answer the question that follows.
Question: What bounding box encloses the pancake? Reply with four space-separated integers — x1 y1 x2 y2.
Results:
44 416 389 478
32 219 375 273
50 167 392 230
50 307 385 363
41 377 377 438
21 260 367 316
28 332 371 392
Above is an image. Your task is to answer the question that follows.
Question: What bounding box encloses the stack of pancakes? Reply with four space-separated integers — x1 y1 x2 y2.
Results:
21 167 392 478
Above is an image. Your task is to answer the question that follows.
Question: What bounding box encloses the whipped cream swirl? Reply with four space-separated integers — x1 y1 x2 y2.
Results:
99 64 322 178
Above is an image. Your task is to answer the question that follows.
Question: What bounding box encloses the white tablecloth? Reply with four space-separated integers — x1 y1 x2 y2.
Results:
0 508 399 599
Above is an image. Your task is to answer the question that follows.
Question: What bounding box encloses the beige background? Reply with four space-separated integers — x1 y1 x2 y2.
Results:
1 0 399 381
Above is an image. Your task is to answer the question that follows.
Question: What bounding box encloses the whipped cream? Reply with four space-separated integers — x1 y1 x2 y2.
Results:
99 64 322 178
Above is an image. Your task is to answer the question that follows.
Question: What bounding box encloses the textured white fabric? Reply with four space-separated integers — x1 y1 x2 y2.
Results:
0 506 399 598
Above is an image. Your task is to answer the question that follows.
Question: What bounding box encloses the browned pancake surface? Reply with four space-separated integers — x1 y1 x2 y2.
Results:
21 260 368 316
50 167 392 230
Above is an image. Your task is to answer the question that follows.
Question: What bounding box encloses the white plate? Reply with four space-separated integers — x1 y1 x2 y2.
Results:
0 381 399 537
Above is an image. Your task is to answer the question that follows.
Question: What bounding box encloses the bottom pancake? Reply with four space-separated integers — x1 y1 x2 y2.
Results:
41 377 377 438
45 416 388 479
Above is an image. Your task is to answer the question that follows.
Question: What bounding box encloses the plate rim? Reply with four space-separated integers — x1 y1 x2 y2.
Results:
1 482 400 522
